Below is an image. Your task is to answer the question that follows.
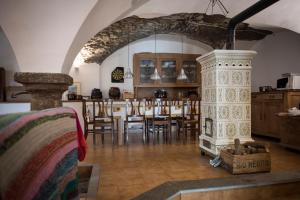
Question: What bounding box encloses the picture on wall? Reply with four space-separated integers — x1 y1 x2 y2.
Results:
111 67 124 83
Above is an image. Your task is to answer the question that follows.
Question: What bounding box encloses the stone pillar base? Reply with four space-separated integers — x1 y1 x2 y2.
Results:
14 72 73 110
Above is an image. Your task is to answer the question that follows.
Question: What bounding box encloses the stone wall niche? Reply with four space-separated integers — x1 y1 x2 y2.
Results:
197 50 256 156
14 72 73 110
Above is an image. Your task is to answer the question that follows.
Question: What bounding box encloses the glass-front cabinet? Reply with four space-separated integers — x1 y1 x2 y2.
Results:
182 60 197 83
133 53 201 98
140 59 155 83
161 60 177 83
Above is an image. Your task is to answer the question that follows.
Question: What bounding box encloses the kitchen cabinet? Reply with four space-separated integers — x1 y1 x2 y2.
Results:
278 115 300 151
251 90 300 139
133 53 201 98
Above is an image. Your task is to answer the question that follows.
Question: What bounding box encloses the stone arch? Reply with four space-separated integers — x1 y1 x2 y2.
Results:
81 13 272 65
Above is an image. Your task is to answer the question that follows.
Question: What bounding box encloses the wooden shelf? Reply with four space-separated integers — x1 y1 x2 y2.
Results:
134 84 201 88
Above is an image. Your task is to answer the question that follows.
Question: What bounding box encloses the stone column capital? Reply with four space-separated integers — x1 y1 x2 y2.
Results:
14 72 73 110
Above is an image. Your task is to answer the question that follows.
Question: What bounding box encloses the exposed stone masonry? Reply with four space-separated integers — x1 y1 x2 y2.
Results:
14 72 73 110
82 13 272 64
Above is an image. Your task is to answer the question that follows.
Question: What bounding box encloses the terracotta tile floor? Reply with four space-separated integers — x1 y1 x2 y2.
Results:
82 134 300 200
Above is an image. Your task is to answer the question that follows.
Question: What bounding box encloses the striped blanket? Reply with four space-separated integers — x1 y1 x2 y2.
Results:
0 107 87 200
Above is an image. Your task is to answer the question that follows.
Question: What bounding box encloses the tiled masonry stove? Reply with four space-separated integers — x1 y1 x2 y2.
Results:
197 50 257 156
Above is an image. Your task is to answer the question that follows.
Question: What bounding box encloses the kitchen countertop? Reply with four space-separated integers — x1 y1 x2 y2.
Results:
252 89 300 94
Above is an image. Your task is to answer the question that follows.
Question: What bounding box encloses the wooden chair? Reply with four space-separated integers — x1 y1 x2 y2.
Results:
176 98 201 141
92 99 115 145
146 98 172 143
124 98 146 144
82 100 94 139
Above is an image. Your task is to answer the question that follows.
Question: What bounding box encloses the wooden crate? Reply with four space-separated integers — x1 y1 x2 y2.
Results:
220 150 271 174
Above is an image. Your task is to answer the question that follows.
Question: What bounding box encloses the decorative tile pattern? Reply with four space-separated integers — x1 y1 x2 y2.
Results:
218 71 229 85
218 88 223 102
218 106 229 119
218 123 223 137
232 106 243 119
245 105 251 120
204 89 210 102
198 50 256 155
239 122 251 136
225 88 236 102
232 71 243 85
245 71 251 86
226 123 236 137
211 89 216 102
239 88 250 102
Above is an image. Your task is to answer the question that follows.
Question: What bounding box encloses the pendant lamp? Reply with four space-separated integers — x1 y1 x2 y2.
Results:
177 35 188 80
150 25 161 80
124 24 134 79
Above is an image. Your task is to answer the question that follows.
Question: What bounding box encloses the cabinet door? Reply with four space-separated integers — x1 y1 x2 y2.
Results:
139 59 155 83
182 60 198 83
251 100 264 134
160 59 177 83
263 100 283 138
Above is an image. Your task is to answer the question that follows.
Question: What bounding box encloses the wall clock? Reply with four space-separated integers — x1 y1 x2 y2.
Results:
111 67 124 83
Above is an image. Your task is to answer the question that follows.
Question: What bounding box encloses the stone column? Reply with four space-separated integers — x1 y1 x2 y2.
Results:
14 72 73 110
197 50 256 156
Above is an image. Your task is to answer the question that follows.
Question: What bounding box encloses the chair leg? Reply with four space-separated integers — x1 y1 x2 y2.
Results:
142 123 145 143
126 123 129 144
93 132 96 145
124 123 127 144
112 122 114 145
116 119 119 143
101 127 104 145
152 123 155 144
168 123 171 143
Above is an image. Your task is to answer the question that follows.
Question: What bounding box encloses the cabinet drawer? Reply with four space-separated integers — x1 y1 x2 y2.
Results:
263 93 283 100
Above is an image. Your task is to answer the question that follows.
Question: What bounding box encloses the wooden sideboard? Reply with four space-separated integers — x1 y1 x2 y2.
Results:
133 52 201 99
277 114 300 151
251 90 300 138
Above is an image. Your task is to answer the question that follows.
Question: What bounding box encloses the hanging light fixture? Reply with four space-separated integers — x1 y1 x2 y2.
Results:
205 0 229 16
124 24 134 79
177 35 188 80
150 25 161 80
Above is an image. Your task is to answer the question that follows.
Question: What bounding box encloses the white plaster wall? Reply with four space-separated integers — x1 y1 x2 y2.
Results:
99 34 213 98
0 27 20 86
236 30 300 91
68 63 100 96
132 0 300 35
0 0 98 73
62 0 150 74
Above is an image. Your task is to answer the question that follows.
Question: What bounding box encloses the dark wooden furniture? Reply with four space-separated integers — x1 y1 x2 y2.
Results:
92 99 115 145
176 98 201 140
82 100 94 139
251 90 300 139
146 98 172 143
0 67 5 102
124 99 146 144
277 114 300 151
133 53 201 99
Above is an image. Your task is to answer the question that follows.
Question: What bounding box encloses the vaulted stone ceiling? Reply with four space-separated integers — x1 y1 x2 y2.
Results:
81 13 272 64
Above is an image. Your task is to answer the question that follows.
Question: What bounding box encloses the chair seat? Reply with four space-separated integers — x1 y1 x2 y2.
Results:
183 119 198 124
152 116 169 120
125 120 145 123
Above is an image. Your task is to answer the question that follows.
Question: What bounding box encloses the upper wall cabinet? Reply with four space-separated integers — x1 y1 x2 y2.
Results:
133 53 201 99
133 53 201 87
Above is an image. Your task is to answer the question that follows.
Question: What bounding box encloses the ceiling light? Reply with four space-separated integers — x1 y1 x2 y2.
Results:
177 35 187 80
150 25 161 80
